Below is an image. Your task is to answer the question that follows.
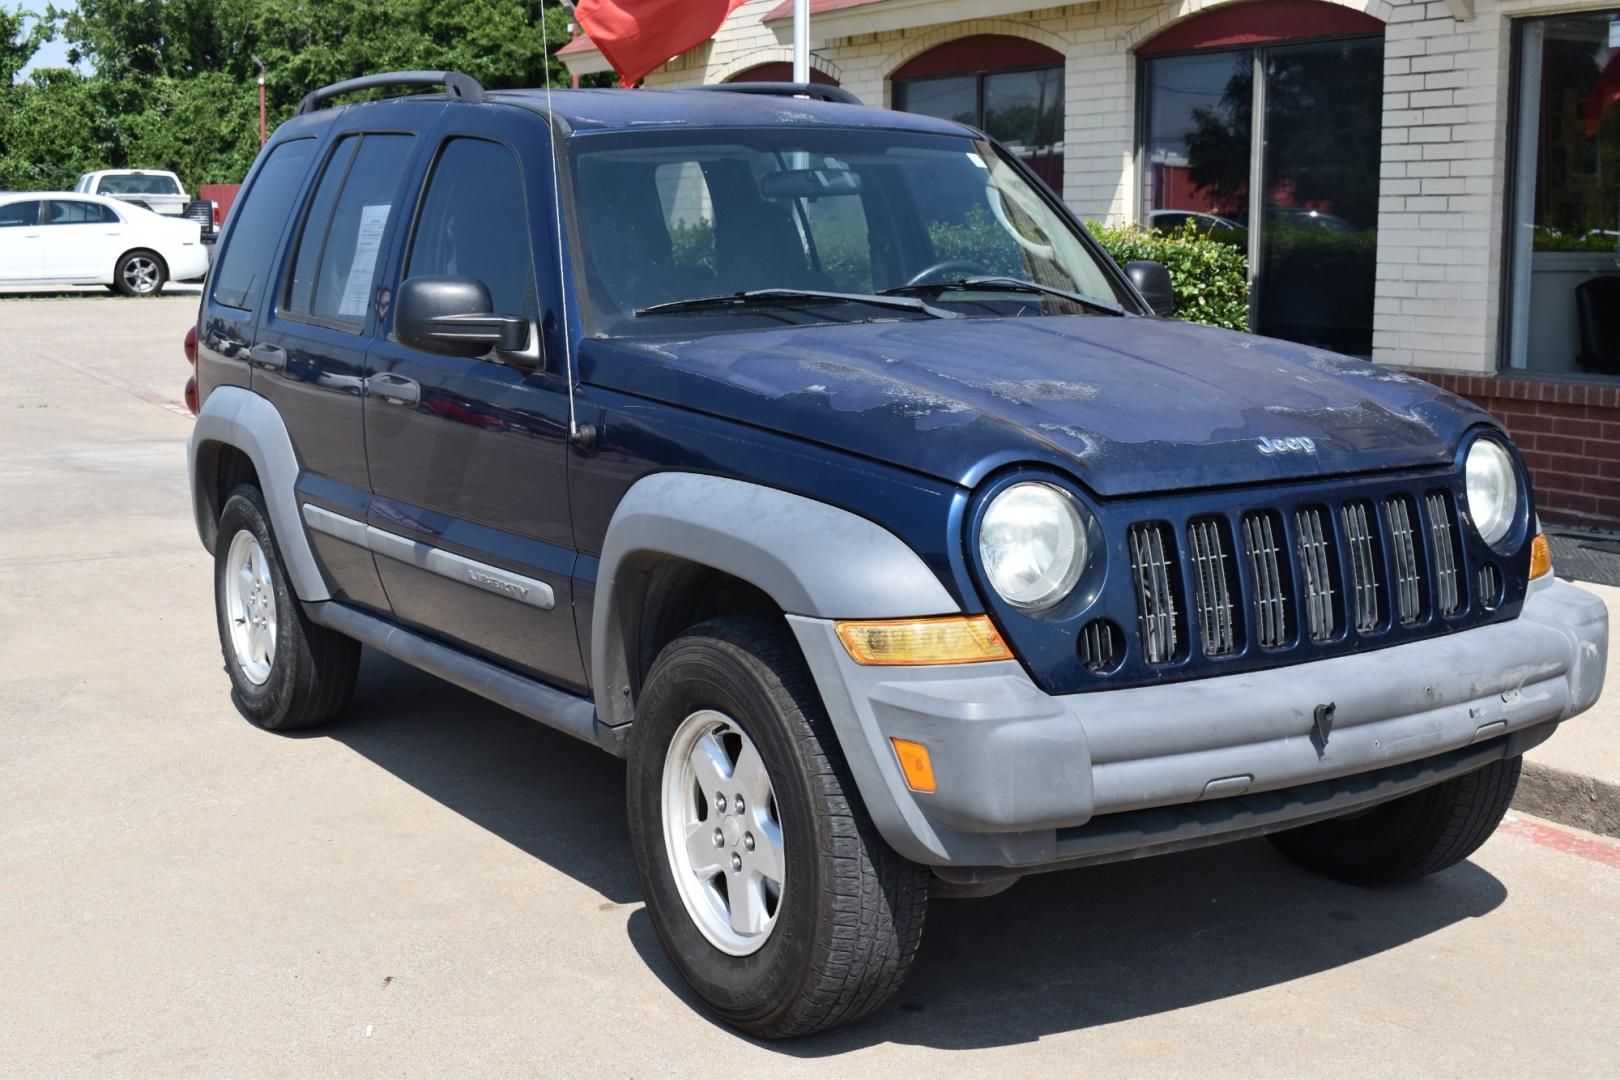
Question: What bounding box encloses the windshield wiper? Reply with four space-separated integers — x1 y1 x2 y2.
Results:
881 276 1125 316
635 287 961 320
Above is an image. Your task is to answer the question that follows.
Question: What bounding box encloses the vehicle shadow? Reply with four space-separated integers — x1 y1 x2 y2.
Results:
324 649 641 903
310 652 1508 1050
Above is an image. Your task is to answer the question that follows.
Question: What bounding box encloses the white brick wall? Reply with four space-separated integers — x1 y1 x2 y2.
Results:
626 0 1620 375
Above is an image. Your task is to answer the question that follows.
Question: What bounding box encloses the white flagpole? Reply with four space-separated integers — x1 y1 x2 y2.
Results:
793 0 809 83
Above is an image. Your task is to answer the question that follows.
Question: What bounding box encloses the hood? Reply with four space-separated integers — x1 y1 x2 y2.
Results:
579 316 1488 497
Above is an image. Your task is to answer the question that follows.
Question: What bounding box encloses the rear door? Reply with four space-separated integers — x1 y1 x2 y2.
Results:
362 111 585 690
252 121 423 613
40 198 122 279
0 199 45 279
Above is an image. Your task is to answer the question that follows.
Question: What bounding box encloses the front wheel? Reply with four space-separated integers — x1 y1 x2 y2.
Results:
1269 756 1522 885
626 617 929 1038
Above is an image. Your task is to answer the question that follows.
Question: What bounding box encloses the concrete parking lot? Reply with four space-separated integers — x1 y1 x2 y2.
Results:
3 294 1618 1076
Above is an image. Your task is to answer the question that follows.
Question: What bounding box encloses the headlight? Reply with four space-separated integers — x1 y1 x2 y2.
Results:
1465 439 1519 549
979 482 1087 609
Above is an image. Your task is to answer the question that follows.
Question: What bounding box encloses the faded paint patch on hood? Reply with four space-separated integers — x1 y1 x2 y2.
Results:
580 315 1490 495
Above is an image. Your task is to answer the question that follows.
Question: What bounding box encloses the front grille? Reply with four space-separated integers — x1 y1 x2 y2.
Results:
1079 619 1121 673
1106 476 1507 683
1242 511 1290 648
1187 518 1238 657
1294 507 1336 642
1426 492 1463 617
1341 501 1381 632
1128 522 1179 664
1386 495 1424 624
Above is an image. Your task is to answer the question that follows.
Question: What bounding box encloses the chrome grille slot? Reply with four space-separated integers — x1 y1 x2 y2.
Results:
1477 563 1501 611
1385 495 1424 624
1426 492 1462 617
1241 511 1290 648
1128 522 1180 665
1079 619 1121 673
1186 518 1238 656
1293 507 1336 642
1341 501 1381 632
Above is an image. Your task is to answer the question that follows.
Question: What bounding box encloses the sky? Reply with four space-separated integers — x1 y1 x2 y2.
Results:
12 2 83 80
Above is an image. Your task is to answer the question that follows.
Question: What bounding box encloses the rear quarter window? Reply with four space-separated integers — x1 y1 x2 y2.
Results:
211 139 318 311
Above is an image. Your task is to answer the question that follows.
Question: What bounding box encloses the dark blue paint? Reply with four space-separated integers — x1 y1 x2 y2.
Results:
578 316 1496 497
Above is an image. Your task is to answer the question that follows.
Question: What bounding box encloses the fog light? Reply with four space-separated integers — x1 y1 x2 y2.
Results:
1530 533 1552 580
890 738 937 793
835 615 1012 666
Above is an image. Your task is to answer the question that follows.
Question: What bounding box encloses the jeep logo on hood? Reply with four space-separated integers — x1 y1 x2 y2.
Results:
1257 436 1318 456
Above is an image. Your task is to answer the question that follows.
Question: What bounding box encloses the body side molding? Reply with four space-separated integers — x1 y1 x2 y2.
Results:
591 471 960 729
302 503 557 610
188 385 330 602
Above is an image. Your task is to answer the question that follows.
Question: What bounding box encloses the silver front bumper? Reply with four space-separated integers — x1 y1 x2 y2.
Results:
790 576 1608 869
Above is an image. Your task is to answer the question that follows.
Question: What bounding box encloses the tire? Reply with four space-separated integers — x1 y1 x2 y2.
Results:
113 249 167 296
626 617 929 1038
214 484 359 731
1269 756 1522 886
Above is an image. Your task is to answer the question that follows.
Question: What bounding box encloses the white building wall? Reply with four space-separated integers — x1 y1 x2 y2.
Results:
611 0 1618 377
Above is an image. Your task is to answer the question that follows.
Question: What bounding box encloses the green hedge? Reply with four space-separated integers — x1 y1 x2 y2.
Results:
1086 222 1251 331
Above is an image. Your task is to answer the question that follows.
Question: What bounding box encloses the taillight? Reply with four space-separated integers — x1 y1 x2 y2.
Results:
183 324 199 415
212 200 222 227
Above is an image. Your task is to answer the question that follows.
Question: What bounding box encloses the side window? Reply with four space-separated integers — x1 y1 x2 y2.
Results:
42 200 113 226
797 191 873 294
211 138 317 311
654 161 715 275
284 133 416 326
0 201 40 227
404 137 537 322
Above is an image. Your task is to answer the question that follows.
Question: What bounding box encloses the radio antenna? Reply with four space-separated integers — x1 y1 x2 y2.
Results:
541 2 592 448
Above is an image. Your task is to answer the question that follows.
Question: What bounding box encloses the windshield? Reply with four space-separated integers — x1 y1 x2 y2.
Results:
568 128 1128 337
97 173 180 195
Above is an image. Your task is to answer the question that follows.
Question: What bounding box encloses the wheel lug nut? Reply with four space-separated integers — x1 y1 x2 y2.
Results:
730 853 742 872
712 828 723 848
744 833 755 851
734 795 744 814
715 794 727 813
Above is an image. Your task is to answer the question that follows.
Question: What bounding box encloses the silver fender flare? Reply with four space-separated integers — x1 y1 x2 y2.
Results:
590 471 958 729
188 385 330 602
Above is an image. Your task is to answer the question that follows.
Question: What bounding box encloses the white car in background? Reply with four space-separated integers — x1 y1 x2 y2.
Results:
74 169 191 217
0 192 210 296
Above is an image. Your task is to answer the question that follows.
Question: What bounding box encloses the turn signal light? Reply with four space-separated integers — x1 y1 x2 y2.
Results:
1530 532 1552 580
835 615 1012 666
890 738 937 793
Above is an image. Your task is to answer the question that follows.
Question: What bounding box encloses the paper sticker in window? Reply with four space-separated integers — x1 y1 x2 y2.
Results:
338 204 390 317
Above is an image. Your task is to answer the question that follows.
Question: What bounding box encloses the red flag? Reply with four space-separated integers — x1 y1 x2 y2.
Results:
573 0 750 88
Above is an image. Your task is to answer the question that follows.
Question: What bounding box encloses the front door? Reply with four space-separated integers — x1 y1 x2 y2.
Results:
0 200 44 279
41 198 122 279
253 125 421 613
363 117 585 691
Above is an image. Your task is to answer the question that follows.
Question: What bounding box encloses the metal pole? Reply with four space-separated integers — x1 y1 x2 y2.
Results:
792 0 809 84
253 56 267 146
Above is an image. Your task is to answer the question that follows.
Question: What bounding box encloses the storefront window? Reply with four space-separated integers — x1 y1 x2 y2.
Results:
892 36 1064 191
1140 32 1383 356
1506 14 1620 377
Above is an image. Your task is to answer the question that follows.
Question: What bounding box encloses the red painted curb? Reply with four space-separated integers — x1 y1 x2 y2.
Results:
1499 813 1620 871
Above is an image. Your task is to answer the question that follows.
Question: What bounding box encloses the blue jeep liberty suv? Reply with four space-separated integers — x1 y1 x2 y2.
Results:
186 72 1609 1037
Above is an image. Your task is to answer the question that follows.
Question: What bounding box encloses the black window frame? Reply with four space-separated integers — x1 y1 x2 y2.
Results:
276 128 418 336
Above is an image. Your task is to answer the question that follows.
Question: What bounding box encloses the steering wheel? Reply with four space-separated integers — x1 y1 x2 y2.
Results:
904 259 990 287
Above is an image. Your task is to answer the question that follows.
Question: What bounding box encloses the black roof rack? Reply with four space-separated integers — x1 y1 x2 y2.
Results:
296 70 485 116
680 82 863 106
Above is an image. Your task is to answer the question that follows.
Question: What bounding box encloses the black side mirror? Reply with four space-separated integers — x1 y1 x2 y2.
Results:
1125 260 1175 317
396 276 530 359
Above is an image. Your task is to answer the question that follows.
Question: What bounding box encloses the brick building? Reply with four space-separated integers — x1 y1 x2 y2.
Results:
561 0 1620 529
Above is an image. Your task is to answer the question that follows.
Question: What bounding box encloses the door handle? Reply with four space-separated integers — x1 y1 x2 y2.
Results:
368 372 420 407
248 343 287 371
